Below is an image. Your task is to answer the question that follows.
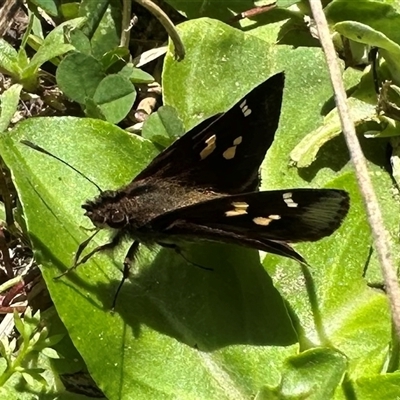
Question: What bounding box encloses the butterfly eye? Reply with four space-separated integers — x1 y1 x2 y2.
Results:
109 210 126 227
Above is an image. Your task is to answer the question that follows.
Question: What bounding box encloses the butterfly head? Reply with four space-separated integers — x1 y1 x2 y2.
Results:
82 190 130 230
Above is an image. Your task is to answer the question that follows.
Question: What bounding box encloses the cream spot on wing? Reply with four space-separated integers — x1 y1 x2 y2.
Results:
239 98 252 117
226 209 247 216
200 134 217 160
225 202 249 217
268 214 281 220
223 146 236 160
283 192 298 208
243 108 252 117
232 202 249 209
253 217 272 226
205 135 216 145
233 136 242 145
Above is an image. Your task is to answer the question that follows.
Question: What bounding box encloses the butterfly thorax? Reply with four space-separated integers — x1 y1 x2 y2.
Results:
82 179 221 232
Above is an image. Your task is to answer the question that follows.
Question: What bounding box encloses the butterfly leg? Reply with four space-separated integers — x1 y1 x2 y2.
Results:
112 240 140 311
55 231 124 280
158 242 213 271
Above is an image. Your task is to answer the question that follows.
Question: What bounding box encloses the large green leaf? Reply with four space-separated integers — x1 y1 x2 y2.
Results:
0 115 296 399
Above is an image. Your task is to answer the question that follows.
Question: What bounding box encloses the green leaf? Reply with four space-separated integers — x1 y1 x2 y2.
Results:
42 333 65 348
276 0 300 7
16 48 29 71
128 67 155 84
142 105 185 147
0 337 10 362
101 46 129 71
21 308 40 340
290 96 376 168
40 347 61 359
41 16 85 48
260 348 347 399
84 97 106 120
56 52 105 103
60 2 80 20
92 74 136 123
333 19 400 83
350 372 400 399
290 70 377 167
334 21 400 56
24 43 74 78
29 0 60 17
0 39 22 78
79 0 121 59
0 84 22 133
13 310 27 342
69 29 92 55
326 0 400 46
278 17 320 48
21 369 47 387
163 18 283 129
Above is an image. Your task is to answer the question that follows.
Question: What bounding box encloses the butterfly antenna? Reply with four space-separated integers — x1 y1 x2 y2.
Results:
21 140 103 193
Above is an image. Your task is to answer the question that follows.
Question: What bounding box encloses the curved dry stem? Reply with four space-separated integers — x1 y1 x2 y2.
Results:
309 0 400 339
134 0 185 60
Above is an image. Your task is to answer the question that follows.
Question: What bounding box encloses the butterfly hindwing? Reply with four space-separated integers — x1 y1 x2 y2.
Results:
134 73 285 194
144 188 349 260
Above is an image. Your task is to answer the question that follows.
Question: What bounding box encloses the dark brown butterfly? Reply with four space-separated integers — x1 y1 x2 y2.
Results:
24 72 350 305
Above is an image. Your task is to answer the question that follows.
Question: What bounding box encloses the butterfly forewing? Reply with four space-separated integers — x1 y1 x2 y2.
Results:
134 73 285 194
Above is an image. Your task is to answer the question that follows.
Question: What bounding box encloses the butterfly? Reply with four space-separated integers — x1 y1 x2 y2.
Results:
23 72 350 305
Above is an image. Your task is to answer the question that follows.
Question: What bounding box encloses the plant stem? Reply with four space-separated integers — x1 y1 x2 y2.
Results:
121 0 132 48
309 0 400 339
134 0 185 60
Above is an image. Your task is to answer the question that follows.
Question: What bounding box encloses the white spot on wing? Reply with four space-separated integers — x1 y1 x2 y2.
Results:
243 108 252 117
283 192 298 208
268 214 281 220
239 98 252 117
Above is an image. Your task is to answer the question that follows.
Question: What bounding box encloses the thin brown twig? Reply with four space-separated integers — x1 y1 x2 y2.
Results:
229 3 276 24
134 0 185 60
309 0 400 339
